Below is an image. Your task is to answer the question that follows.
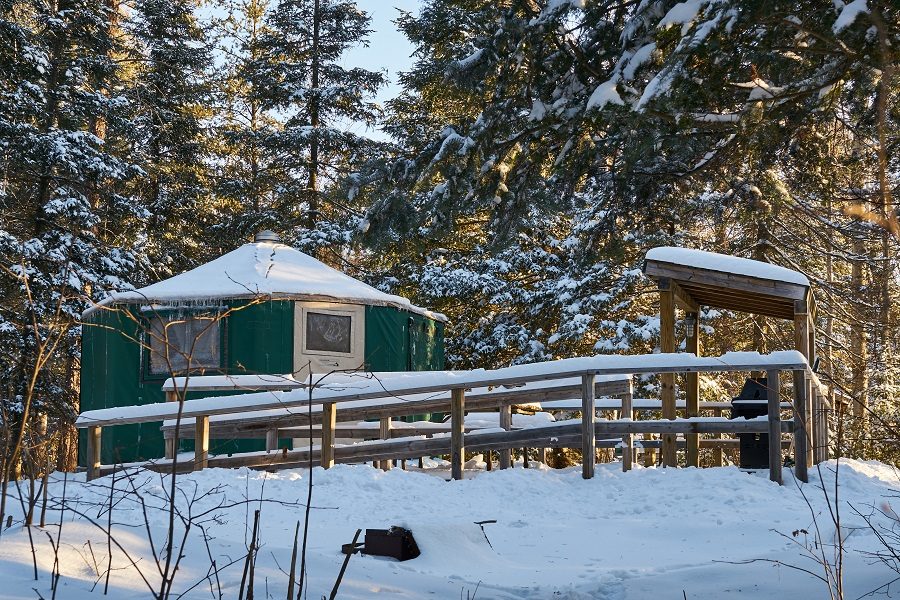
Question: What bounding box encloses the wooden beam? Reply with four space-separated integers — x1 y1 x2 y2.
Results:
658 277 699 312
165 438 176 460
499 404 511 469
451 389 465 480
87 426 101 481
582 374 596 479
644 260 808 301
685 311 700 468
659 287 677 467
767 369 782 485
379 417 392 471
792 370 809 483
321 403 336 469
194 416 209 471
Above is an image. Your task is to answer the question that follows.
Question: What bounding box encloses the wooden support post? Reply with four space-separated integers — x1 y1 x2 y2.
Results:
766 369 783 485
622 388 634 472
582 373 596 479
379 417 392 471
194 416 209 471
321 402 336 469
685 311 700 468
87 426 101 481
811 391 822 464
485 449 492 471
522 448 529 468
712 407 724 466
537 447 546 465
266 428 278 452
165 438 176 460
451 389 465 480
659 283 677 467
793 370 809 483
499 404 512 469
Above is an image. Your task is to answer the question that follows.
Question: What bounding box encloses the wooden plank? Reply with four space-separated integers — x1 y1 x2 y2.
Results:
499 404 511 469
379 417 392 471
675 284 795 319
582 374 595 479
451 389 465 480
685 311 700 468
767 369 782 485
165 437 176 460
621 389 633 472
644 260 808 301
87 426 101 481
659 287 677 467
321 403 336 469
792 370 809 483
194 416 209 471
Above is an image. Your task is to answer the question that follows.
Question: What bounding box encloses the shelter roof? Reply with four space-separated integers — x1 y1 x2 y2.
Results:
643 247 811 319
84 241 445 321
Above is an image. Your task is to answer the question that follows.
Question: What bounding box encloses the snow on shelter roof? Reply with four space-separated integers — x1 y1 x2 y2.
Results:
645 247 809 287
84 241 446 321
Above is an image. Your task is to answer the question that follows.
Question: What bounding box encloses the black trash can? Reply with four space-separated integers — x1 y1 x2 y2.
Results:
730 378 769 469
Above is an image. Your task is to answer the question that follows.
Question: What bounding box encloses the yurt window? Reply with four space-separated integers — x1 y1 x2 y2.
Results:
148 315 222 375
294 302 365 373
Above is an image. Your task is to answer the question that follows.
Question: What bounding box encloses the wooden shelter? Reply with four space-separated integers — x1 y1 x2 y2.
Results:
643 247 817 468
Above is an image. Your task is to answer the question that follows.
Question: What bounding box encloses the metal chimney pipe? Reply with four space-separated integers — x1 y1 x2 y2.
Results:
254 230 281 243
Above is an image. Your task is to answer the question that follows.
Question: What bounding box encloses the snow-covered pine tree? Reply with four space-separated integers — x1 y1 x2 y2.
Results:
210 0 290 244
0 0 144 470
253 0 385 257
127 0 214 275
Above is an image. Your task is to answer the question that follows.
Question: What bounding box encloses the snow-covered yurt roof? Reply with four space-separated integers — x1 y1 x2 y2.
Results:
85 237 446 321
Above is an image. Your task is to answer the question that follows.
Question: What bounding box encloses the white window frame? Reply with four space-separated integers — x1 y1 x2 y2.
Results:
294 302 365 374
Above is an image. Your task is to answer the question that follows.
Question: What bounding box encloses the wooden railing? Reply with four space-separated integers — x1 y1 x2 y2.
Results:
76 351 830 486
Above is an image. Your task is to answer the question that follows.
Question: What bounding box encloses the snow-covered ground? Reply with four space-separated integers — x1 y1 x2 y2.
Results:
2 459 898 599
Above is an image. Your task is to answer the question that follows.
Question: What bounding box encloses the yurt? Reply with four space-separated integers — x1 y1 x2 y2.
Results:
78 231 446 464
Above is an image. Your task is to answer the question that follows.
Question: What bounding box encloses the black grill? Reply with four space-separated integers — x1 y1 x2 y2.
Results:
730 378 769 469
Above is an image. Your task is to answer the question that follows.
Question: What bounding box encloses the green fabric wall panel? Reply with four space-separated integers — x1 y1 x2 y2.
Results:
364 306 408 372
227 300 294 375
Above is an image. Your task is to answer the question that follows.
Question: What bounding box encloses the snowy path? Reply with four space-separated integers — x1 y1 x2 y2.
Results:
1 460 897 599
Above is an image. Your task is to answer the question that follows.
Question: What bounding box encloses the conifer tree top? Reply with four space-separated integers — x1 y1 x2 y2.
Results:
86 241 445 321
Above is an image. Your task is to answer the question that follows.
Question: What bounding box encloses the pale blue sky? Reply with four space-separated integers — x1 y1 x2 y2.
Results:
342 0 420 138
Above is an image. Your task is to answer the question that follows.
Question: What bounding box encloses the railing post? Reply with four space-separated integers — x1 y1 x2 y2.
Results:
195 416 209 471
792 370 809 483
582 373 596 479
265 428 278 452
451 388 465 480
380 417 393 471
622 384 634 473
321 403 336 469
165 436 176 460
87 426 102 481
766 369 782 485
711 407 723 467
499 404 512 469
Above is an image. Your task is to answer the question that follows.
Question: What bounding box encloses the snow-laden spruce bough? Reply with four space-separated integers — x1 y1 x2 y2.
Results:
77 238 833 486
